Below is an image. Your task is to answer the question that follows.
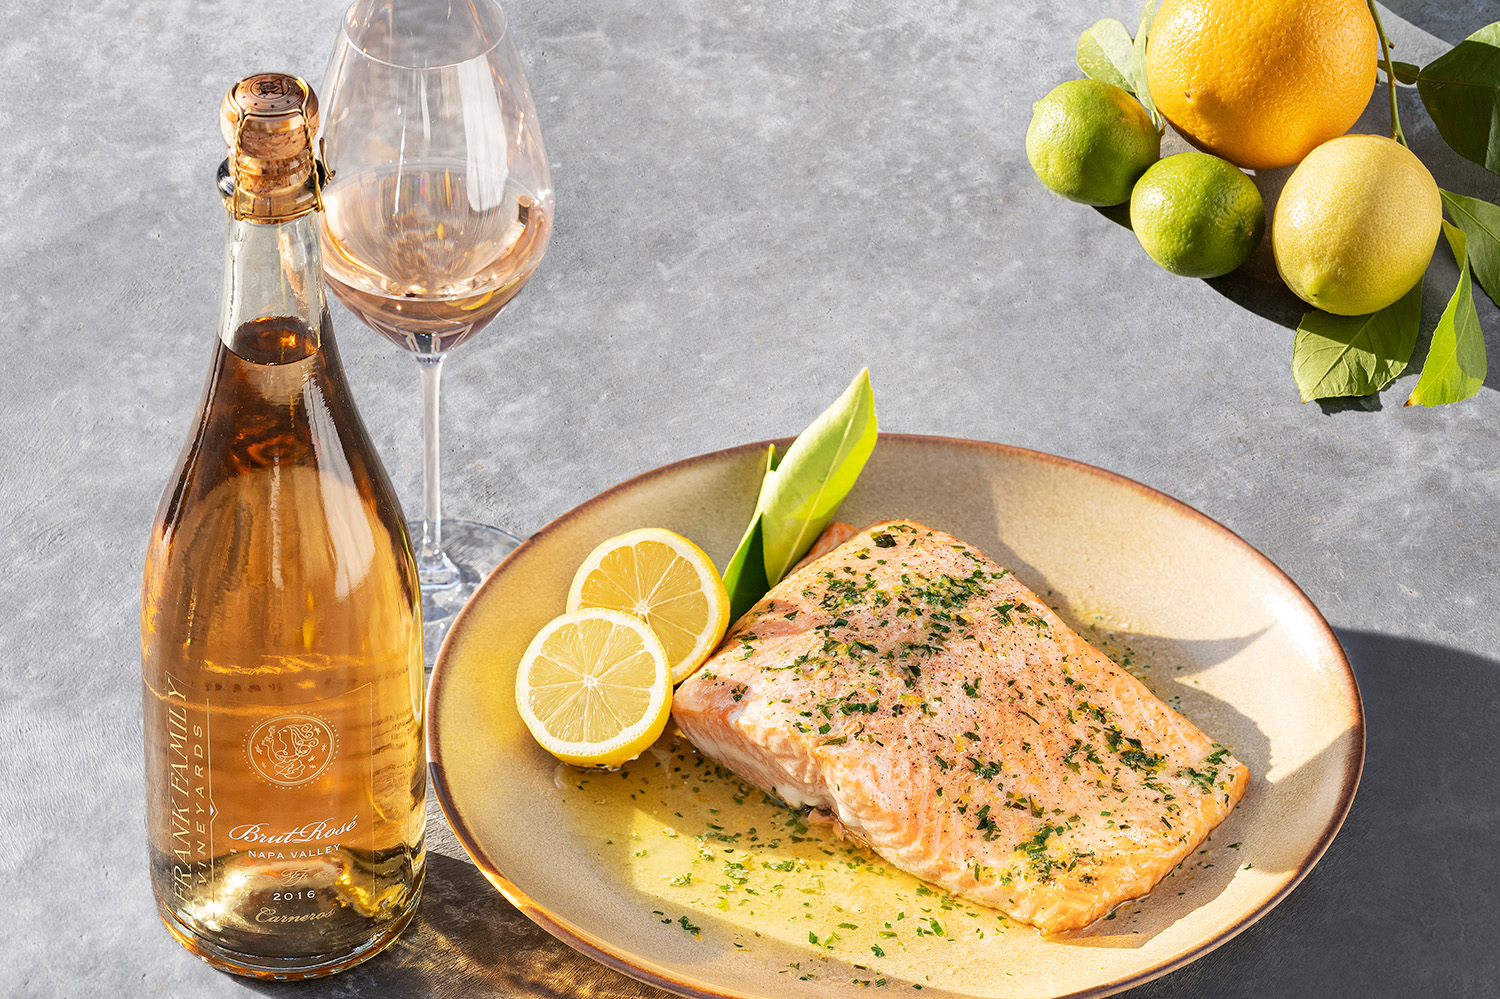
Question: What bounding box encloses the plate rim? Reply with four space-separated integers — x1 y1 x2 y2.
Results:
427 432 1366 999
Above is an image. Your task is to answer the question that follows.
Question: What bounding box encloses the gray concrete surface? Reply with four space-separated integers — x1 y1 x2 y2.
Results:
3 0 1498 996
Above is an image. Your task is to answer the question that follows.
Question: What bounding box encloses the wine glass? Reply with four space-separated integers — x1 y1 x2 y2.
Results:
318 0 552 662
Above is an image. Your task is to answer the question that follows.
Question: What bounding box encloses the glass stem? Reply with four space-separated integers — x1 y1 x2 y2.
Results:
416 352 459 588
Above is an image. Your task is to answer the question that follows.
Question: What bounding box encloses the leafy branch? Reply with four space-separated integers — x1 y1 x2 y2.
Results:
1366 1 1407 147
1290 13 1500 406
1073 4 1499 406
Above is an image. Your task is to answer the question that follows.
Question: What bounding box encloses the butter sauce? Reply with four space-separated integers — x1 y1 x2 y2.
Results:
551 611 1237 988
561 729 1020 985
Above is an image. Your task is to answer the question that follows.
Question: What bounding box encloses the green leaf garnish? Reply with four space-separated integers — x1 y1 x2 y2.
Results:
721 370 878 620
721 446 775 622
1407 221 1487 406
1076 19 1136 94
1291 281 1421 402
1414 22 1500 176
1440 188 1500 307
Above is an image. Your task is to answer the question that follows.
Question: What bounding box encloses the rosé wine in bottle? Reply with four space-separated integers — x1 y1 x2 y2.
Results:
140 73 424 980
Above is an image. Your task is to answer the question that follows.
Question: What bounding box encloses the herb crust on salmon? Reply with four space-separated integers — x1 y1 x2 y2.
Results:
672 520 1249 934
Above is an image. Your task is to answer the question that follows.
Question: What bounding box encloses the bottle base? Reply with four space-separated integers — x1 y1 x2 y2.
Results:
155 868 424 980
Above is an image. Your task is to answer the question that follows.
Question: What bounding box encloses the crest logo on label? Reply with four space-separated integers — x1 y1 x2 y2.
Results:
246 714 337 786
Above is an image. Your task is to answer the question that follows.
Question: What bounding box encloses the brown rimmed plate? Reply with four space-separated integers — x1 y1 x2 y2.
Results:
428 434 1363 998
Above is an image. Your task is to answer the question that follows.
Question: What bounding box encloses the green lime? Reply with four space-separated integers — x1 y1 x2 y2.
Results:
1129 152 1264 278
1026 79 1160 207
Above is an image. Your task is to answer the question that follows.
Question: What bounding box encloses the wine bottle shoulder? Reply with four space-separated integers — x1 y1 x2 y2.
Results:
144 314 418 659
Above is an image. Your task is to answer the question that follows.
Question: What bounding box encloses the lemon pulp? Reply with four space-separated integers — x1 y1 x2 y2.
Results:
567 528 731 684
515 609 673 768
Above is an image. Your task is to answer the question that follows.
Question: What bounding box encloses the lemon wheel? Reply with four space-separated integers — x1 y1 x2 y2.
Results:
514 609 673 768
566 528 730 684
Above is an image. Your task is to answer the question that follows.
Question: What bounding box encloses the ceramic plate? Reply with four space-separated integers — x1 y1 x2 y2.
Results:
428 434 1363 998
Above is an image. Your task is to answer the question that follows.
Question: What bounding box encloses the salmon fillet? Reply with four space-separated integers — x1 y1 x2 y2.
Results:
672 520 1249 934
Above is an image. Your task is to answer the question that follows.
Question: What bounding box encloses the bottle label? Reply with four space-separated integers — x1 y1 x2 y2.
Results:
156 669 376 910
162 672 215 906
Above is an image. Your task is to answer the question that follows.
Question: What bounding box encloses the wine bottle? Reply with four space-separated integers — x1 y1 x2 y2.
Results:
139 73 425 979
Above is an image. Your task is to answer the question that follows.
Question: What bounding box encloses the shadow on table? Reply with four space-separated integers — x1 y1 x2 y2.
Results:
1202 164 1308 332
1118 628 1500 997
1092 167 1316 333
241 852 673 999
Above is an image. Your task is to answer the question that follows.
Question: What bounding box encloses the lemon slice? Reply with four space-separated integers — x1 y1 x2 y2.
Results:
566 528 730 684
514 609 672 768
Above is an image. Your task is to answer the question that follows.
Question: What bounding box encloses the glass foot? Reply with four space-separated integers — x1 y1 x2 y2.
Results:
413 518 523 668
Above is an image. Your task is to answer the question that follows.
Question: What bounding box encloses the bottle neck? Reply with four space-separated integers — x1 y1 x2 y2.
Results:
218 211 328 361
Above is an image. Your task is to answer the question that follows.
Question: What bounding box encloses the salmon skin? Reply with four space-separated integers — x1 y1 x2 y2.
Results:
673 520 1249 934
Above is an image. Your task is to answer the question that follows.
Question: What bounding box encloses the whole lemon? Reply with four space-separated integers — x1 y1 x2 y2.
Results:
1130 152 1265 279
1026 79 1161 206
1273 134 1441 316
1146 0 1376 169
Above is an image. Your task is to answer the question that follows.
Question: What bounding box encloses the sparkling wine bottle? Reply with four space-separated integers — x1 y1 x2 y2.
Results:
139 74 425 979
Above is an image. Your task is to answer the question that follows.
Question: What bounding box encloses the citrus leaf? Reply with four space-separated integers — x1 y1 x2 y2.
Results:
719 371 878 621
722 511 770 623
1440 188 1500 307
722 444 777 621
1389 60 1422 85
1415 22 1500 176
1292 282 1421 401
1407 221 1488 406
758 369 877 585
1077 19 1136 94
1127 0 1162 129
